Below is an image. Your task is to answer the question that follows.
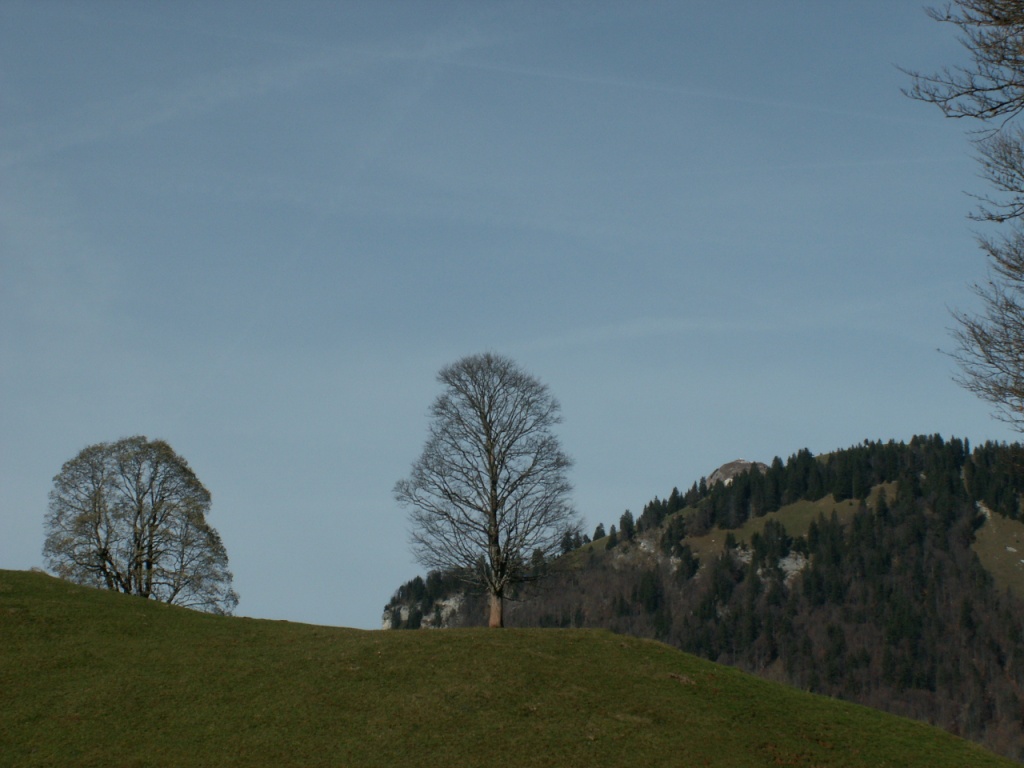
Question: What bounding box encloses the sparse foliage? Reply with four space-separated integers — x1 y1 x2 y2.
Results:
43 436 238 614
950 229 1024 427
394 353 579 627
907 1 1024 429
904 1 1024 126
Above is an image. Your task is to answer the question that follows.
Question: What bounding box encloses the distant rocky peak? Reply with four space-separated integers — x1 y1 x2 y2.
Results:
707 459 768 487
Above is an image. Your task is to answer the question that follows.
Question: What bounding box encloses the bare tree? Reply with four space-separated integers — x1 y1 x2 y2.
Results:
951 228 1024 428
43 436 238 614
906 1 1024 428
394 352 580 627
904 1 1024 126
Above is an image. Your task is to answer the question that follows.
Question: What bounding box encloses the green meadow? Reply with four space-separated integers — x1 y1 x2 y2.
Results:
1 569 1013 767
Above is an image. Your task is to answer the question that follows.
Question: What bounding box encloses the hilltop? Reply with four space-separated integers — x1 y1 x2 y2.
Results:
1 568 1014 767
385 435 1024 761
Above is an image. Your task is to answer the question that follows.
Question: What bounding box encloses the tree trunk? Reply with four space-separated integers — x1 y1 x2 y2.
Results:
488 591 504 628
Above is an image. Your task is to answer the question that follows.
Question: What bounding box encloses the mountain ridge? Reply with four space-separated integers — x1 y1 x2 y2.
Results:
707 459 770 487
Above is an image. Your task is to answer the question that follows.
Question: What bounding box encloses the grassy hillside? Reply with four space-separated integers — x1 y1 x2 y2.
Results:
1 570 1014 767
680 494 862 562
973 511 1024 597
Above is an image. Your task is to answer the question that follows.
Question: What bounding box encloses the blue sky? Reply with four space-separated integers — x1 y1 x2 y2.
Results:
2 2 1017 629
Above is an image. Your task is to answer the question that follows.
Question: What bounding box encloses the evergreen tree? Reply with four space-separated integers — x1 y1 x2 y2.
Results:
619 510 636 541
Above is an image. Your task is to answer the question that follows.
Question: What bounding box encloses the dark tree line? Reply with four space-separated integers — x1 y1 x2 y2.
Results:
502 435 978 560
648 435 1021 547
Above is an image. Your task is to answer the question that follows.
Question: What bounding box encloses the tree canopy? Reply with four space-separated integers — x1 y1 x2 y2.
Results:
394 352 579 627
43 436 238 614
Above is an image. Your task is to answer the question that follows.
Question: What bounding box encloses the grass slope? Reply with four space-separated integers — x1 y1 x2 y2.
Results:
1 570 1013 768
973 511 1024 597
661 495 862 565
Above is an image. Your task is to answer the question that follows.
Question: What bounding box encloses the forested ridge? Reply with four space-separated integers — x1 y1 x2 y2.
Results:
385 436 1024 761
